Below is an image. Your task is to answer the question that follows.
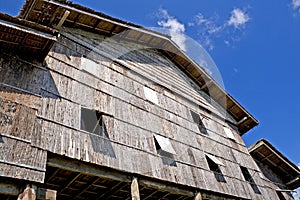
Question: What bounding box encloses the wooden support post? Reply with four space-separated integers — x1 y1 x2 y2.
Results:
36 188 57 200
17 185 36 200
194 192 202 200
17 185 56 200
131 177 140 200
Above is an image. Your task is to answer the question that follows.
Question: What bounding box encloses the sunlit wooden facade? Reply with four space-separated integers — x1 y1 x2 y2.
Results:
0 0 296 199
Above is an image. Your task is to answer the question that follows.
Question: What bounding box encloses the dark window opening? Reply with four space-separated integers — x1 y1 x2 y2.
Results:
80 107 115 157
206 156 226 183
190 110 208 135
154 137 161 151
81 107 104 136
276 191 287 200
240 166 261 194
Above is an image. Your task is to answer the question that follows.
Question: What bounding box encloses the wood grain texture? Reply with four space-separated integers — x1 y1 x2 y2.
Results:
0 27 277 199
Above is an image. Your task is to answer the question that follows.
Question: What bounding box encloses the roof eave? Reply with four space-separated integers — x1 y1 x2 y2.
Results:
18 0 258 134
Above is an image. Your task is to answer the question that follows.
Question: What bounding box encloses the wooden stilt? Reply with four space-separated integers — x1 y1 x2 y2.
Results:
195 192 202 200
17 185 36 200
131 177 140 200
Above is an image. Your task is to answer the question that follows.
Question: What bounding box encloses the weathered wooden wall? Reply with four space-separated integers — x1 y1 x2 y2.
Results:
0 26 282 199
0 56 48 183
33 27 280 199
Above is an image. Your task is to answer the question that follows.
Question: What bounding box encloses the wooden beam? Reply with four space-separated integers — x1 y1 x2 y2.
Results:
75 177 101 199
96 182 127 200
57 172 81 196
54 10 70 30
138 179 194 197
200 80 213 90
237 116 248 126
36 188 57 200
47 156 130 183
131 177 140 200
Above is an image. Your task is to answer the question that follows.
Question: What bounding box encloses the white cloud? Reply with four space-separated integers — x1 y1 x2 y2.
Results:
189 13 224 50
157 8 250 52
157 9 187 51
188 8 250 50
228 8 250 29
292 0 300 12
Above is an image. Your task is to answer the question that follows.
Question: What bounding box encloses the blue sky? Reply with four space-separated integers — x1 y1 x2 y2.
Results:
1 0 300 187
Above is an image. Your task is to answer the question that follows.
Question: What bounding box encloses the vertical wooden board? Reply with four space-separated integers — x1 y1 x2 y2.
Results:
31 118 43 149
232 178 251 199
158 161 171 183
202 118 219 135
247 186 263 200
228 162 245 183
0 163 45 183
78 83 94 109
0 97 17 135
50 42 74 66
63 77 74 101
71 80 83 105
201 170 222 193
123 75 135 96
112 118 122 143
221 145 236 163
231 149 249 168
42 97 56 121
190 166 207 189
0 85 40 110
55 74 69 97
224 177 238 198
204 138 223 159
207 129 223 144
173 126 197 148
148 112 163 135
63 101 80 128
250 170 265 188
174 163 192 187
0 136 46 171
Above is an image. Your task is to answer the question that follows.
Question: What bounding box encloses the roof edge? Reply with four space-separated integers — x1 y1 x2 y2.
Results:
16 0 258 134
249 139 300 175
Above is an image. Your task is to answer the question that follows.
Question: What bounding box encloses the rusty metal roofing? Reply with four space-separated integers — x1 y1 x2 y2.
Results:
14 0 258 134
249 139 300 190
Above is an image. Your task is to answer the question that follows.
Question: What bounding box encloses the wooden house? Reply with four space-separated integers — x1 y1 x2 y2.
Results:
249 139 300 200
0 0 295 199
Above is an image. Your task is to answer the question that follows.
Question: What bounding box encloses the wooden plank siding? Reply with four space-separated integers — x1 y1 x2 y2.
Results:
0 135 46 182
0 26 276 199
32 28 267 198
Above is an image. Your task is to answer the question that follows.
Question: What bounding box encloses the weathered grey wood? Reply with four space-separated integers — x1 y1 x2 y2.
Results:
0 18 277 200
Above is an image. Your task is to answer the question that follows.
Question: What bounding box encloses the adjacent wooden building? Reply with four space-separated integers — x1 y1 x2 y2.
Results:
249 139 300 200
0 0 297 199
